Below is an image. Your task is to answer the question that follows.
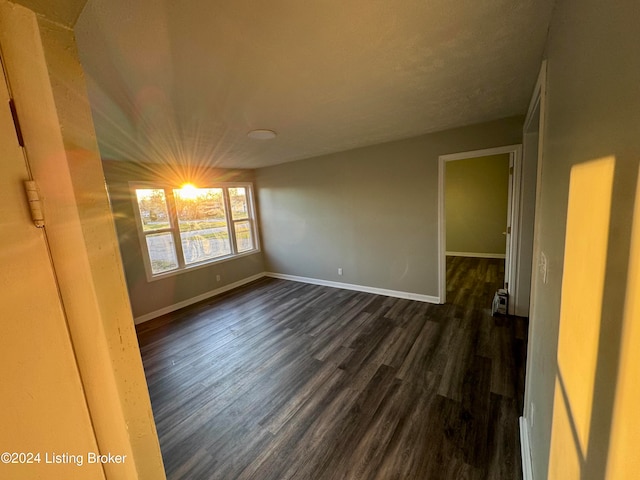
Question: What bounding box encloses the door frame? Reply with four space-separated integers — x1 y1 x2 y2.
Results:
0 6 166 477
523 60 547 321
522 60 547 436
438 144 523 313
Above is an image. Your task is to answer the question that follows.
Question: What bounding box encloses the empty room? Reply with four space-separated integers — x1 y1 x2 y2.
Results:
1 1 639 480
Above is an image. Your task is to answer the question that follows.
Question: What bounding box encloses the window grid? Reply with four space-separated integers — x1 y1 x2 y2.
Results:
131 182 259 280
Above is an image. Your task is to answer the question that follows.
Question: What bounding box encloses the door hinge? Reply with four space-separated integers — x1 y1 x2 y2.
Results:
24 180 45 228
8 98 25 147
509 166 514 174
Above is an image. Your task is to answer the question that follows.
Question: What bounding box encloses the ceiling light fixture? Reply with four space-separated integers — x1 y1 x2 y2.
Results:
247 129 277 140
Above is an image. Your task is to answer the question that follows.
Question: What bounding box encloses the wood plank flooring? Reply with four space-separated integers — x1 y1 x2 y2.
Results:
136 257 527 479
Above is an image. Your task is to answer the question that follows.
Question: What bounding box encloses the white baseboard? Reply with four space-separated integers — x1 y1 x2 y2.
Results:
134 271 442 324
520 417 534 480
265 272 441 304
134 272 266 324
446 251 506 259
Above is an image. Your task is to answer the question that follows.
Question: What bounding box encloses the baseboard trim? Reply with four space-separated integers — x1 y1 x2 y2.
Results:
133 272 267 324
520 417 534 480
134 271 442 324
446 251 506 259
265 272 441 304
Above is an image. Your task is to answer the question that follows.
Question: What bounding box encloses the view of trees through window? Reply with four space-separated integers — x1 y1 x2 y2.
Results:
173 187 231 264
135 189 170 231
134 184 256 275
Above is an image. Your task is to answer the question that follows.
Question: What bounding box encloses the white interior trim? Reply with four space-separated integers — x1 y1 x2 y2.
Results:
517 60 547 320
265 272 440 304
508 145 524 314
438 153 446 304
520 417 534 480
133 272 266 324
446 251 506 259
134 271 441 324
523 60 548 434
526 60 548 325
438 144 523 310
439 144 522 162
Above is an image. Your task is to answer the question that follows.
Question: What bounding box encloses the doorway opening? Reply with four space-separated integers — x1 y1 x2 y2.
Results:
438 145 523 314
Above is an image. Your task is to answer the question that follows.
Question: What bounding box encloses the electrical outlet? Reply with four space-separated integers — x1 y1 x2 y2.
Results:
216 274 221 282
338 268 343 276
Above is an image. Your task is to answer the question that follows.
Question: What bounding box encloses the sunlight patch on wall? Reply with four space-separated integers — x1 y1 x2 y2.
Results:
548 156 615 479
606 167 640 479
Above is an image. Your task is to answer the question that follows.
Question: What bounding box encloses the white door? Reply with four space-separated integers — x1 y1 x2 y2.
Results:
0 57 104 479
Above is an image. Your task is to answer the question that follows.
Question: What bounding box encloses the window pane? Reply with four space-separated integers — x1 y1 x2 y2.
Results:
229 187 249 220
136 189 170 231
234 221 254 252
174 187 231 263
145 233 179 274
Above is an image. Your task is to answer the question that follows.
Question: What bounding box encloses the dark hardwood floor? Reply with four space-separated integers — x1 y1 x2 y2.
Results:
137 257 527 479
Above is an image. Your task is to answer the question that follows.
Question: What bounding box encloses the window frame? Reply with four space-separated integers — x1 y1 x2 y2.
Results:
130 181 260 281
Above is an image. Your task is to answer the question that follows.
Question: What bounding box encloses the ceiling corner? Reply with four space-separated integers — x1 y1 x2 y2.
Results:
10 0 87 28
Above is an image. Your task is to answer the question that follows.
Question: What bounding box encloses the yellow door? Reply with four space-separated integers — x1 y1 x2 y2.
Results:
0 56 105 479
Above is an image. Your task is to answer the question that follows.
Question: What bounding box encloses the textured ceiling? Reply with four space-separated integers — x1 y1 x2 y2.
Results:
74 0 555 169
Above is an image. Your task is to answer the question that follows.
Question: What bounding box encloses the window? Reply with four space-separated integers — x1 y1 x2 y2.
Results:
132 183 259 279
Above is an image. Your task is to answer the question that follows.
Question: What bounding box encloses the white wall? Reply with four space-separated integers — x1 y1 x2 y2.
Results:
524 0 640 478
256 117 523 300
